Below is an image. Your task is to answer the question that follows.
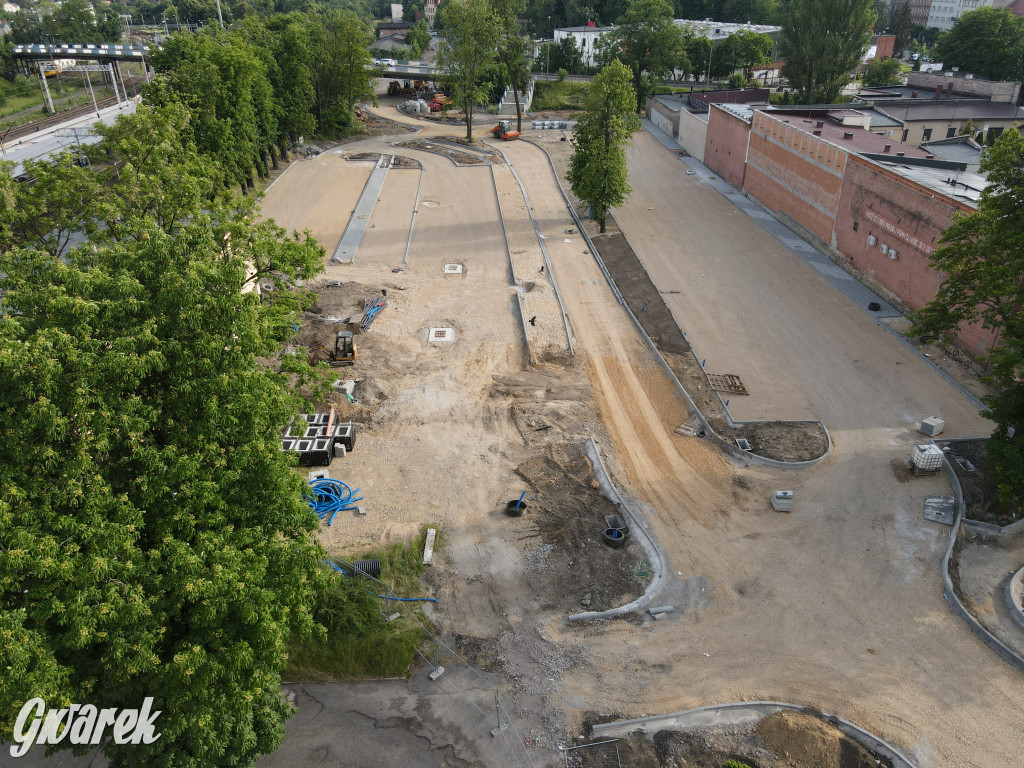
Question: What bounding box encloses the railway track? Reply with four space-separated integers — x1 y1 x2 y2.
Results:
1 79 143 144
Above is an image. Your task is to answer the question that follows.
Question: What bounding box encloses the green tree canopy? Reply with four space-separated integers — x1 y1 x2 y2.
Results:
436 0 500 139
861 56 901 86
567 58 641 232
889 0 912 57
932 7 1024 81
148 29 277 191
407 18 431 58
780 0 876 103
494 0 532 131
718 29 773 80
0 105 329 766
596 0 690 112
538 35 586 74
913 130 1024 505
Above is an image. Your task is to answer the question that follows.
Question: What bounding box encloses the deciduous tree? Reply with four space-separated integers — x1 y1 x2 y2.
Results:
0 107 328 766
913 130 1024 505
567 59 641 233
436 0 500 139
596 0 689 112
932 7 1024 81
780 0 876 103
494 0 532 131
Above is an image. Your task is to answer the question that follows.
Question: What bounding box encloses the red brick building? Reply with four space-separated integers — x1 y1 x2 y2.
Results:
703 106 998 355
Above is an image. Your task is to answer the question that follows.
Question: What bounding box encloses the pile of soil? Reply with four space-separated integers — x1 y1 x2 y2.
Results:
513 443 648 614
947 438 1021 527
394 139 486 165
572 711 891 768
754 711 883 768
591 229 828 463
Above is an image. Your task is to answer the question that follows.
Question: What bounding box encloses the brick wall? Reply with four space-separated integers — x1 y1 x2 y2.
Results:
704 105 751 188
743 112 848 246
835 156 998 355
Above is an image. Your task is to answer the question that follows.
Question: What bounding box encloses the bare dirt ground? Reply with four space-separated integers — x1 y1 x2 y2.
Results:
577 710 888 768
251 95 1024 768
954 531 1024 657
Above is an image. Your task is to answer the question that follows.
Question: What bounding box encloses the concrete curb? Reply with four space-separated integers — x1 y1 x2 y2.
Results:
402 168 424 265
939 452 1024 674
566 438 668 622
590 701 917 768
487 160 533 365
489 141 575 361
524 137 830 470
1006 568 1024 632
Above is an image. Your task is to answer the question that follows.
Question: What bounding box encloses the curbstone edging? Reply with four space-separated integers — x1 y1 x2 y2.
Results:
590 701 917 768
1006 568 1024 632
939 453 1024 674
524 137 831 469
489 141 575 360
566 439 668 622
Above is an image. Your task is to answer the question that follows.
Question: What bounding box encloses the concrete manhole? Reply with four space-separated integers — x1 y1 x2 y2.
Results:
443 264 464 275
428 327 456 343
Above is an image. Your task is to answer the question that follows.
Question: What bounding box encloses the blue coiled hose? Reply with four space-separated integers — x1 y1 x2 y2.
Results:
308 478 363 526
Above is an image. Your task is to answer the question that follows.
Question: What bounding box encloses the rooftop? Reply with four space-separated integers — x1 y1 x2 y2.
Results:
920 134 984 161
874 161 987 205
877 100 1024 122
759 109 932 157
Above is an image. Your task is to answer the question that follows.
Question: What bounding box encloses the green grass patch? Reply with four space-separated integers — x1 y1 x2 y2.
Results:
284 526 441 681
532 80 590 111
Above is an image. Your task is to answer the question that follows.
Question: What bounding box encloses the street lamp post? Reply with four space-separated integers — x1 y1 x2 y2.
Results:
546 16 551 76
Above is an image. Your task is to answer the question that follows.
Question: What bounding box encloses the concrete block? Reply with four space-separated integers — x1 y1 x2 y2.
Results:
429 666 445 681
422 528 437 566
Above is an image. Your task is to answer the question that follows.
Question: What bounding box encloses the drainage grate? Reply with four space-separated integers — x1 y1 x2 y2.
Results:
706 373 749 395
443 264 463 274
428 327 456 343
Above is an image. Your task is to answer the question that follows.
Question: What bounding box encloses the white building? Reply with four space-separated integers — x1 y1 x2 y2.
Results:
3 2 21 12
554 19 781 69
553 24 615 68
926 0 1001 31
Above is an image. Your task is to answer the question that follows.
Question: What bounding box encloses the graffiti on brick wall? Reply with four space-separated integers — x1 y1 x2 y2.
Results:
863 208 935 254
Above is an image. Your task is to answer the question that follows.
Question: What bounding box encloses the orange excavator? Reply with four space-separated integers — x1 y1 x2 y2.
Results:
491 120 520 140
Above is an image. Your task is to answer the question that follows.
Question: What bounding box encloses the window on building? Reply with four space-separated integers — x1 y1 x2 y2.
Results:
922 128 933 141
947 127 956 138
902 129 909 142
991 127 1004 140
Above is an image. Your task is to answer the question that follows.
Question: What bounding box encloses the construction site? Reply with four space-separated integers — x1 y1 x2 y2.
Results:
248 85 1024 768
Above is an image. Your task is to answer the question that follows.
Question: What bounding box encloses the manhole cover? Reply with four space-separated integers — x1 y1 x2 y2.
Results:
428 327 455 343
706 373 749 395
443 264 463 274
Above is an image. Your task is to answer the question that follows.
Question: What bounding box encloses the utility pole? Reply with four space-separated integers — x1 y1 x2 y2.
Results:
215 0 224 29
546 16 551 76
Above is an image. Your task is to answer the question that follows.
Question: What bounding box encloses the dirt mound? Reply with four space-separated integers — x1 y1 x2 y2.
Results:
754 711 882 768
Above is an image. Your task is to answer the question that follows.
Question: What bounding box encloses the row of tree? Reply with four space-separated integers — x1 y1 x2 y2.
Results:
0 99 334 765
144 12 376 191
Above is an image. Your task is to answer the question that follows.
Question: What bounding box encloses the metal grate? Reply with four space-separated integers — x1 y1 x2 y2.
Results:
428 327 455 343
706 373 749 395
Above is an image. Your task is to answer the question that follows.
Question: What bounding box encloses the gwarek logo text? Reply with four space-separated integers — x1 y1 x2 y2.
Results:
10 697 162 757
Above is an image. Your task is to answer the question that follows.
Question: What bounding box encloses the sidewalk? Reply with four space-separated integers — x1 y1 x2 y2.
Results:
639 117 986 411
